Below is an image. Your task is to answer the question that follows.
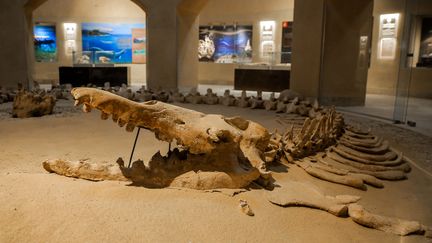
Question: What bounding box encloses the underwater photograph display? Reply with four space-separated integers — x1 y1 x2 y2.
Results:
34 24 57 62
198 25 253 63
82 23 145 64
132 28 146 64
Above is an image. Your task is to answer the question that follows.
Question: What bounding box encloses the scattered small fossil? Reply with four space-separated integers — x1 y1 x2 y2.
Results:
239 199 254 216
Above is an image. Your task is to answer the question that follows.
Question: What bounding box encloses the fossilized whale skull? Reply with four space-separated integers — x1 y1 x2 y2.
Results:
71 87 272 185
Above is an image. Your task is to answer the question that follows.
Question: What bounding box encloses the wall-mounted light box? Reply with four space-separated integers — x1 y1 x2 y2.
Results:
378 13 399 60
64 23 77 40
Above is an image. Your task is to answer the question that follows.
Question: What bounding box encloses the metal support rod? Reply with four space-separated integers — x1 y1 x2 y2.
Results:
128 127 141 168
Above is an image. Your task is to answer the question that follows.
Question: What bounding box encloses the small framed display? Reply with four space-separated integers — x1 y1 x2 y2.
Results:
64 23 77 40
378 38 396 60
65 40 76 55
380 14 399 38
260 21 275 58
281 21 293 63
377 13 399 60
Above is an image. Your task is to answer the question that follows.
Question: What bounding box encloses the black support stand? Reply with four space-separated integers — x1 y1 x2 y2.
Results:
128 127 141 168
127 127 172 168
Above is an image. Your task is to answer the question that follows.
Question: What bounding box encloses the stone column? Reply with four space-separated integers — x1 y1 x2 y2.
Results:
177 0 208 90
319 0 373 106
291 0 373 106
290 0 325 99
0 1 30 89
138 0 182 90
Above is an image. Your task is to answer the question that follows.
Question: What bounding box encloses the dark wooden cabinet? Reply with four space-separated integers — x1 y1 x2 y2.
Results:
234 68 290 92
59 66 128 87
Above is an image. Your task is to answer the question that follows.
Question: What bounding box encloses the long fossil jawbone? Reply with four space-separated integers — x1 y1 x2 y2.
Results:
71 88 270 162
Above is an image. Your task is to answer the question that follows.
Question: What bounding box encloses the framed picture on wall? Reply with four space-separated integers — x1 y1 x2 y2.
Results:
33 23 57 62
64 23 77 40
132 28 146 64
380 14 399 38
261 41 275 58
377 13 399 60
260 21 275 41
281 21 293 63
81 22 146 64
259 21 275 59
378 38 396 60
65 40 76 55
198 25 253 64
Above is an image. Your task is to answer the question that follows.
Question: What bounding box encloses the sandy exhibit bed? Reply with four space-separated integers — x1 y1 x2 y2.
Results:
0 98 431 243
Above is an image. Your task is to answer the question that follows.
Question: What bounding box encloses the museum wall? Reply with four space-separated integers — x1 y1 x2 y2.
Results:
196 0 294 87
32 0 147 85
367 0 432 98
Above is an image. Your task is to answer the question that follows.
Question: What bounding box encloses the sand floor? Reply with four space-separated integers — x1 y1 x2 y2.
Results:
0 101 431 242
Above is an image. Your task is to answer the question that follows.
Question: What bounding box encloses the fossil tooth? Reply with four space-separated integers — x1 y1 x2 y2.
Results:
239 200 254 216
112 114 119 123
100 112 109 120
74 100 81 106
126 123 135 132
118 119 127 127
82 103 92 113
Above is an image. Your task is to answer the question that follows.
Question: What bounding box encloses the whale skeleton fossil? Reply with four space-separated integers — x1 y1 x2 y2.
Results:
42 87 431 238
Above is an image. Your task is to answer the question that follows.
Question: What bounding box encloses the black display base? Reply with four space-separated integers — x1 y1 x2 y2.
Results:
416 57 432 68
234 68 290 92
59 66 128 87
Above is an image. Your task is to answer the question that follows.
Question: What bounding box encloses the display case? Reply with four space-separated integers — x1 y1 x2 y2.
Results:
234 51 291 92
417 17 432 67
64 50 129 86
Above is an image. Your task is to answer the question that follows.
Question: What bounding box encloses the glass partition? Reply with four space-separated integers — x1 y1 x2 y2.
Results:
344 0 432 135
394 0 432 135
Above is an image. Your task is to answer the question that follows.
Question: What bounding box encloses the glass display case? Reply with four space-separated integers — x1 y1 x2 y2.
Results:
236 51 292 70
416 17 432 67
234 51 291 92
